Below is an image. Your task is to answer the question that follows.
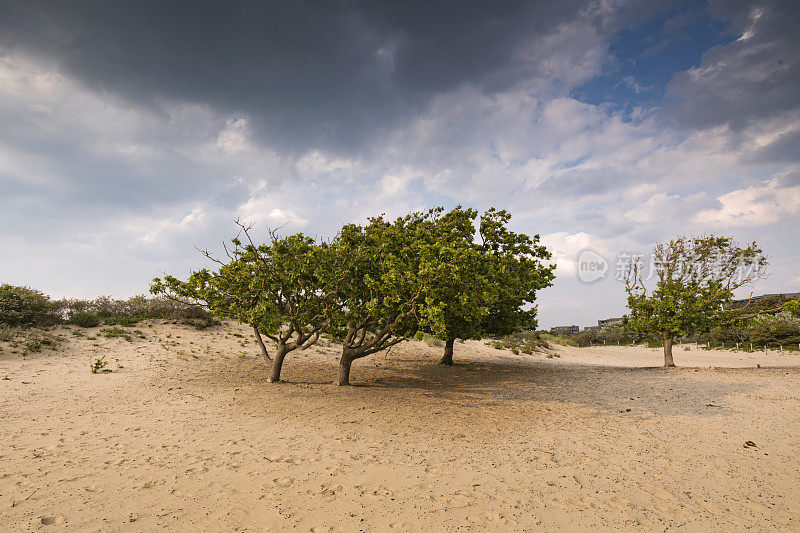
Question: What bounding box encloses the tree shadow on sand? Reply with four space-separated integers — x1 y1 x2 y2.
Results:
185 348 798 421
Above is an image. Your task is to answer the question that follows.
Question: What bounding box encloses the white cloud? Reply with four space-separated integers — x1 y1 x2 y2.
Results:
540 231 611 277
216 118 251 153
128 205 208 245
736 7 763 42
238 194 310 230
694 177 800 227
624 192 712 224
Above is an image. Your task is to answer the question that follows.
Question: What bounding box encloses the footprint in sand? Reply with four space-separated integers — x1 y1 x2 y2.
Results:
274 477 294 488
317 483 341 496
310 527 331 533
40 515 65 525
360 487 394 498
454 489 486 499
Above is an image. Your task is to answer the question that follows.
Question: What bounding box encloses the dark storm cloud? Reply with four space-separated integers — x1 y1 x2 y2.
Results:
665 0 800 132
749 129 800 165
0 0 599 154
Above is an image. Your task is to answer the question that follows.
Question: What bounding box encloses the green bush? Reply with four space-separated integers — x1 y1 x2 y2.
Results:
68 311 101 328
749 313 800 348
106 315 140 327
182 316 221 330
1 284 219 330
678 311 800 349
0 284 62 327
572 322 655 347
540 332 578 347
490 330 548 353
64 294 211 325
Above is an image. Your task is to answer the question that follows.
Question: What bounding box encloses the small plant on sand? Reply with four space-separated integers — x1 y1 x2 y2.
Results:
90 355 111 373
20 330 62 354
100 327 132 341
0 325 15 342
416 332 444 348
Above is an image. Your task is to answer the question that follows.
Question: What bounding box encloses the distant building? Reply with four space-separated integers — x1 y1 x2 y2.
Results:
597 317 623 328
583 325 601 331
551 325 579 335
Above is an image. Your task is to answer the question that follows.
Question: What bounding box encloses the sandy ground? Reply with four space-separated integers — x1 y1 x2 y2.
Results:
1 322 800 532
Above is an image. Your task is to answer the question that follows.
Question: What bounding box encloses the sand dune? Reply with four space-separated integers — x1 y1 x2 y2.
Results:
1 322 799 531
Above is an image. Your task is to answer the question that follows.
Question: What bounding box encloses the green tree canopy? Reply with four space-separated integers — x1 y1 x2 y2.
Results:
152 206 555 384
430 207 555 365
331 209 463 384
623 235 767 366
152 221 345 382
478 208 555 336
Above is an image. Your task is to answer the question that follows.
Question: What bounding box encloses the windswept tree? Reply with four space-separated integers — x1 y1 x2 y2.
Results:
479 208 555 336
332 209 470 385
152 222 345 382
623 235 767 366
423 207 493 366
436 208 555 365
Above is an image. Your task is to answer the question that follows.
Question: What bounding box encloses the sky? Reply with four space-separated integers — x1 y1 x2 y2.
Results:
0 0 798 329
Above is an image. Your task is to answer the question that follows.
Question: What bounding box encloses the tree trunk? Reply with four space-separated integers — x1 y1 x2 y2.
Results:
268 346 288 383
663 336 675 367
337 351 354 386
252 324 271 362
439 337 455 366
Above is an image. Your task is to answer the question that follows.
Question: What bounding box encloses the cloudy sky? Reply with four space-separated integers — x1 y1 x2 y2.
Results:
1 0 798 329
